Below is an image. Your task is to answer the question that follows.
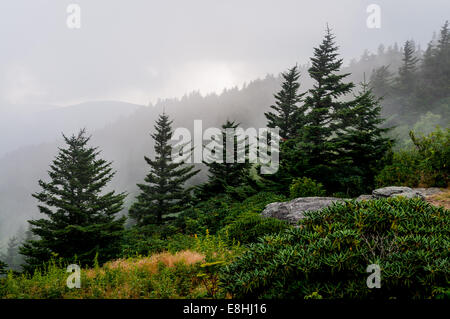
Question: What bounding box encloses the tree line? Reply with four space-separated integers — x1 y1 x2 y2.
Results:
1 22 448 272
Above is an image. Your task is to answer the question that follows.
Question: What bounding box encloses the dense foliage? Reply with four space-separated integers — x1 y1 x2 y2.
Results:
264 26 391 196
219 213 289 245
289 177 326 198
1 233 243 299
264 65 305 139
376 127 449 187
129 113 199 225
195 120 255 201
176 192 286 237
20 130 126 271
220 198 449 299
0 260 6 275
2 23 448 300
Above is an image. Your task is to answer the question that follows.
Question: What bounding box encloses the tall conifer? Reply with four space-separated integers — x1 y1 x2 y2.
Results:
196 120 254 200
129 113 199 226
20 130 126 270
265 66 305 139
297 25 354 187
334 80 392 194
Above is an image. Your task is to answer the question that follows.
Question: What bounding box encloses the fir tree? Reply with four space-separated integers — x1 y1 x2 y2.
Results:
296 25 354 189
20 129 126 271
420 21 450 103
264 66 305 139
196 120 254 200
5 236 21 271
398 40 419 94
370 65 394 99
0 259 6 275
129 113 199 226
433 20 450 99
334 80 393 194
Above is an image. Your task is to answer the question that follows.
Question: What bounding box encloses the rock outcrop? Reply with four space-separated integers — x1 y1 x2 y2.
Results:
261 197 343 224
357 186 425 201
262 186 443 224
372 186 425 199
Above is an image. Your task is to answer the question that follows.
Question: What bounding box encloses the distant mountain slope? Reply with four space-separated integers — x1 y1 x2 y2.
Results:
0 76 281 243
1 34 449 245
0 101 144 157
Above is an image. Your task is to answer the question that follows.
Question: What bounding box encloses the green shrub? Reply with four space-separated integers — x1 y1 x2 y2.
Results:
175 192 286 236
377 127 449 188
375 150 422 187
220 198 449 299
223 192 287 223
409 127 449 187
175 194 234 235
0 260 6 275
192 230 244 263
219 212 290 245
289 177 326 198
121 225 197 257
121 226 168 257
0 252 207 299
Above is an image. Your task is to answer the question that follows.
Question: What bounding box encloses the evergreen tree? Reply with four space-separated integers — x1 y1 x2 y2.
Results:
420 21 450 103
370 65 394 99
264 66 305 139
433 20 450 100
296 25 354 189
20 129 126 271
397 40 419 94
258 137 300 195
196 120 254 200
0 259 6 275
129 113 199 226
334 80 393 194
5 236 21 271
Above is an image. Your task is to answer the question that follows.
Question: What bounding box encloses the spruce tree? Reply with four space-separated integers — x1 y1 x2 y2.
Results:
420 21 450 103
196 120 254 200
334 80 393 194
264 66 305 139
129 113 199 226
20 129 126 270
370 65 394 99
5 236 21 271
296 25 354 189
0 259 6 275
435 20 450 99
398 40 419 94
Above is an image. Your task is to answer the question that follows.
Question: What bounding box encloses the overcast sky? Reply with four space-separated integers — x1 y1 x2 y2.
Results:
0 0 448 107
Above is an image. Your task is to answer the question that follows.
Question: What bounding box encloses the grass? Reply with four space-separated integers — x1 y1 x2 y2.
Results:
426 187 450 209
0 250 206 299
0 233 244 299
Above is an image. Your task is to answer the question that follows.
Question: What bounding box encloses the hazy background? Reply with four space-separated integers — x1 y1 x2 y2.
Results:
0 1 449 250
1 0 448 107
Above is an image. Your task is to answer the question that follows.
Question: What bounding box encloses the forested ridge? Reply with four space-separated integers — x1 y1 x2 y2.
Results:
0 23 449 299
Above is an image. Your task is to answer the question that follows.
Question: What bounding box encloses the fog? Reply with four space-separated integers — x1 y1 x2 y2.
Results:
0 1 449 249
1 0 448 106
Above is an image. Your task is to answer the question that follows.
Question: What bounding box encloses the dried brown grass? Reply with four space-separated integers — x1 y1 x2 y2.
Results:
104 250 205 273
426 187 450 210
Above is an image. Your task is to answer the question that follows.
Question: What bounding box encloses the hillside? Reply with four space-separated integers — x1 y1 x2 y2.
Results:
1 29 449 248
0 101 143 157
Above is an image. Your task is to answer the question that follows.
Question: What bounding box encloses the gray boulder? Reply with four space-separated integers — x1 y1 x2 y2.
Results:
356 194 373 201
261 197 344 224
372 186 425 199
412 187 442 197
